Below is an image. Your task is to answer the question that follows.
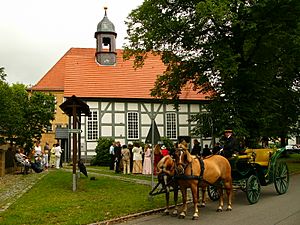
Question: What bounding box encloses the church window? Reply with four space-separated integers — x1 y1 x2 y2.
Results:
127 112 139 139
87 110 98 140
166 113 177 139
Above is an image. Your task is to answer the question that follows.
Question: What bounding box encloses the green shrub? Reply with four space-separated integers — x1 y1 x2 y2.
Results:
90 137 114 166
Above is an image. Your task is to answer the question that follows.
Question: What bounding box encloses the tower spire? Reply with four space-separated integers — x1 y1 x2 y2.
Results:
94 6 117 65
104 6 107 17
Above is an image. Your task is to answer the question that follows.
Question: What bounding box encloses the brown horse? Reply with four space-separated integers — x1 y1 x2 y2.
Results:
156 155 179 216
174 142 233 219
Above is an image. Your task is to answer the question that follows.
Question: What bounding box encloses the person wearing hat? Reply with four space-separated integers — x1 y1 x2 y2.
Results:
161 145 169 156
222 129 238 158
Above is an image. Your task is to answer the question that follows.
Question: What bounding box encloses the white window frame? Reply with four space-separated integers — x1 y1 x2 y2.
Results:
127 112 139 140
166 112 177 139
87 110 99 141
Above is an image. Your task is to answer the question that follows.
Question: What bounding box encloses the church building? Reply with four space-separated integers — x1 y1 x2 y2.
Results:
30 8 209 161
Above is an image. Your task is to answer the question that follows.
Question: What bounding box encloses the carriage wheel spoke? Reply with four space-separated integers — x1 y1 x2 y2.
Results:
274 162 289 195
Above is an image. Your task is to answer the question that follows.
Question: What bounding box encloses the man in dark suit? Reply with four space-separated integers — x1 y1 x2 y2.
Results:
222 130 238 158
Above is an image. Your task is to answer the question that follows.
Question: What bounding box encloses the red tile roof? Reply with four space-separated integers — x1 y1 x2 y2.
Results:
32 48 208 101
31 52 66 91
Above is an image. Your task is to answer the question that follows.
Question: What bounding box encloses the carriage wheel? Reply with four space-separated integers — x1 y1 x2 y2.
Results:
274 161 289 195
207 185 220 201
246 175 261 204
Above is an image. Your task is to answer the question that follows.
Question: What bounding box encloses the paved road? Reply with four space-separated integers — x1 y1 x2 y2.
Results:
115 174 300 225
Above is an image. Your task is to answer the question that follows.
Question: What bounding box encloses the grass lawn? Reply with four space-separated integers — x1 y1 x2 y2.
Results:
284 152 300 174
0 170 166 225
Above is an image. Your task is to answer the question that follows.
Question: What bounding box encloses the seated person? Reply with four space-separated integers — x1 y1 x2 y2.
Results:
15 148 31 174
220 129 239 158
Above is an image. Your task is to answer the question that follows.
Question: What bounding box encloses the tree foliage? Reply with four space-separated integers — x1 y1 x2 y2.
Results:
0 70 55 152
124 0 300 147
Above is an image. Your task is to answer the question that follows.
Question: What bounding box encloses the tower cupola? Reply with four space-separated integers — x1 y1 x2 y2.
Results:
95 7 117 65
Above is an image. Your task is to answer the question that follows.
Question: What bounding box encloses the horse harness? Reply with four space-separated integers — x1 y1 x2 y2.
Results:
174 156 205 181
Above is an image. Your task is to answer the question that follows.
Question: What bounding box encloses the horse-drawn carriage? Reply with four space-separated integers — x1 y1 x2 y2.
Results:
208 147 289 204
149 145 289 219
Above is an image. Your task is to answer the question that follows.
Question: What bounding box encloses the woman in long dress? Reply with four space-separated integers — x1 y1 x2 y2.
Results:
142 144 152 175
55 143 62 169
132 143 143 174
49 144 56 168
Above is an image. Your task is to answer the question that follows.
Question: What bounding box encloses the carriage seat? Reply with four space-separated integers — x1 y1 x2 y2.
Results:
244 148 274 167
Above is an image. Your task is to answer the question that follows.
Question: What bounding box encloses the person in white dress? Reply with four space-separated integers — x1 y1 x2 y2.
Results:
55 143 62 169
132 143 143 174
142 144 152 175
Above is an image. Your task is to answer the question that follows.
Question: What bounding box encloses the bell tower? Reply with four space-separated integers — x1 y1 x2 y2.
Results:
94 7 117 65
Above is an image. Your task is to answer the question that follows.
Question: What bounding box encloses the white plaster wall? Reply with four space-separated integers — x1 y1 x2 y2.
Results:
87 142 97 150
101 113 112 123
179 126 189 136
115 102 125 111
85 151 97 156
101 126 112 136
141 114 151 125
142 126 152 137
158 126 164 137
190 104 200 113
128 103 138 110
115 113 125 124
155 114 164 125
115 126 125 138
179 114 189 125
179 104 188 112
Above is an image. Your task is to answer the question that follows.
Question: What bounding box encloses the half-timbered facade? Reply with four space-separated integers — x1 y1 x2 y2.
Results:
31 9 210 161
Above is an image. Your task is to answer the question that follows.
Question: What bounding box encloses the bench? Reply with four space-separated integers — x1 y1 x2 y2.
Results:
244 148 274 167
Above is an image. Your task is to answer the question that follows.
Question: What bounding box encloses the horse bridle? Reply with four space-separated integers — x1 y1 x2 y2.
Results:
174 148 205 180
174 148 190 175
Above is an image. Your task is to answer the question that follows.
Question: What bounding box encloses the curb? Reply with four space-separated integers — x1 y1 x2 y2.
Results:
89 207 167 225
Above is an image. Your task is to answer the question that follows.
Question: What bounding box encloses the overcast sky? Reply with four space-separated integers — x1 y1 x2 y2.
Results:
0 0 143 85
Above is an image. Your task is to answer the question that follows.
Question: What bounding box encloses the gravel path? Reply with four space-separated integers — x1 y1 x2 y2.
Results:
0 172 47 212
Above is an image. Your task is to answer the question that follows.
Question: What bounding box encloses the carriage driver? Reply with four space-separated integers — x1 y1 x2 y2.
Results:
221 129 239 158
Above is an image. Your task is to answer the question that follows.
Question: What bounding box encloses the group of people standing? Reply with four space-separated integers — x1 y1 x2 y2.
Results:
190 139 222 157
190 129 239 159
14 140 63 174
108 129 239 176
109 142 170 175
34 141 63 170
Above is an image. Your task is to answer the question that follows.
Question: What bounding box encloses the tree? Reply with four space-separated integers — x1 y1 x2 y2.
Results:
124 0 300 147
0 67 7 81
0 68 12 144
0 70 55 152
21 91 55 152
